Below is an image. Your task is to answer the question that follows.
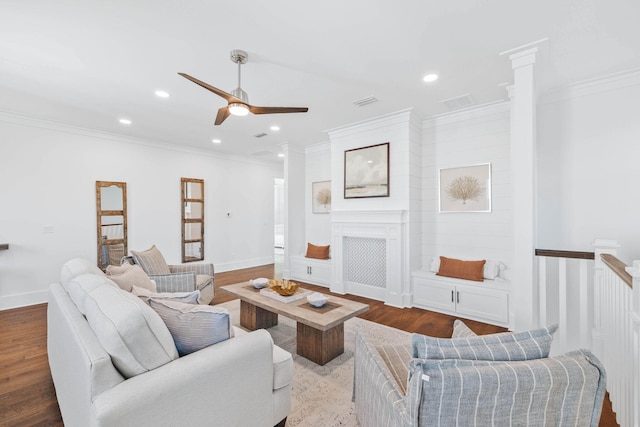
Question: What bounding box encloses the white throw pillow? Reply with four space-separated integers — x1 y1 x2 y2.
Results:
106 264 157 292
132 285 200 304
68 275 178 378
149 299 234 356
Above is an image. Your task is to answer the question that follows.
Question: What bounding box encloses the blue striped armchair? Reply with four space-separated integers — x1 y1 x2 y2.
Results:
354 325 606 427
122 245 214 304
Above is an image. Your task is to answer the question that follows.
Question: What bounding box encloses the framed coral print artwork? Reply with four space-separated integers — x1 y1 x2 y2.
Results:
312 180 331 213
344 142 390 199
439 163 491 212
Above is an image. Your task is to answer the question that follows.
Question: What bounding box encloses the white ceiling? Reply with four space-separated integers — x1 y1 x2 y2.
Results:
1 0 639 161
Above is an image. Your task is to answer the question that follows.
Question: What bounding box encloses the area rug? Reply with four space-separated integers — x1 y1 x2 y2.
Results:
217 299 410 427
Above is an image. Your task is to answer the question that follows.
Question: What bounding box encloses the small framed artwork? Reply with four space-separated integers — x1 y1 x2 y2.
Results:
344 142 389 199
439 163 491 212
312 180 331 213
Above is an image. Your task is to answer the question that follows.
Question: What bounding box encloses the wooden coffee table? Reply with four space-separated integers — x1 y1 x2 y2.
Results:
221 282 369 365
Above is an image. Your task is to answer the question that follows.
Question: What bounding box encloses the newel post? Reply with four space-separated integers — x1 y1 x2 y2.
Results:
624 260 640 424
591 239 619 360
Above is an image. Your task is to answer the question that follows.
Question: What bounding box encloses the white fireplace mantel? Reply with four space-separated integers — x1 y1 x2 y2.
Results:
331 210 410 307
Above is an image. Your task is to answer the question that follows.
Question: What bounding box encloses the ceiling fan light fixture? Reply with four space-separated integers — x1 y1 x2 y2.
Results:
229 103 249 116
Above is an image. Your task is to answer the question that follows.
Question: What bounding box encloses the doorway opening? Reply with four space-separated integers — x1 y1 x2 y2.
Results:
274 178 284 278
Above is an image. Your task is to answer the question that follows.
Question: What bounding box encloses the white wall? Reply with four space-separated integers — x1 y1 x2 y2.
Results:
422 102 512 275
0 114 282 309
304 142 332 249
537 70 640 264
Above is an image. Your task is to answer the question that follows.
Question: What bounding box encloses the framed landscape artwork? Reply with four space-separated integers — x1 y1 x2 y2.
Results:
312 180 331 213
344 142 389 199
439 163 491 212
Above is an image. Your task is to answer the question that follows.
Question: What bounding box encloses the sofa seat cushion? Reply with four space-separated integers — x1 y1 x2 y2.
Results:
67 275 178 378
149 299 234 356
230 327 292 391
60 258 105 290
412 324 558 361
272 344 293 390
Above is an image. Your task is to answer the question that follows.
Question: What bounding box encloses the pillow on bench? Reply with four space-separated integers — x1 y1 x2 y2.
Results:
430 256 506 280
436 256 486 282
305 243 330 260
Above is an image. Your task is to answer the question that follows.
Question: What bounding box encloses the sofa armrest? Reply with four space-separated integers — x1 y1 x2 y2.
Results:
148 272 196 292
354 329 411 427
169 263 214 277
91 329 278 427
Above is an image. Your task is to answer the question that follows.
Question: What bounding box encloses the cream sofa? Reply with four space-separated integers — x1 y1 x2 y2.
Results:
48 259 292 427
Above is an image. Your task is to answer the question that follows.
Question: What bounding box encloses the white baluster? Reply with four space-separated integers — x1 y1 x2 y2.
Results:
558 258 567 350
579 259 589 348
538 256 547 327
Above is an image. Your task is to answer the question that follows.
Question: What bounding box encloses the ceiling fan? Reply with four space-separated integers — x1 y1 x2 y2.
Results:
179 49 308 125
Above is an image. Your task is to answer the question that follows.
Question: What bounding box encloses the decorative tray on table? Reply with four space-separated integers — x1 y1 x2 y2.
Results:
259 279 311 303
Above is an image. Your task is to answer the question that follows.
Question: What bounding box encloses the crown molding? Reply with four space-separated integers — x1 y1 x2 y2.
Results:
0 110 279 168
540 67 640 104
325 108 416 139
422 100 510 129
305 141 331 154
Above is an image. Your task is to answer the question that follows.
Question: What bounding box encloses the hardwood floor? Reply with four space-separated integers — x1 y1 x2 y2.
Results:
0 263 618 426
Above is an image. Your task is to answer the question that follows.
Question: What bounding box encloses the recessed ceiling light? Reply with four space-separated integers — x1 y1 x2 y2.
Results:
270 125 280 131
423 73 438 83
212 138 221 144
119 118 132 125
155 90 170 98
278 153 285 158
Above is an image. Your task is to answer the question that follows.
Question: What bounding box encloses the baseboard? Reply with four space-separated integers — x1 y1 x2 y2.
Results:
215 256 274 273
0 289 48 311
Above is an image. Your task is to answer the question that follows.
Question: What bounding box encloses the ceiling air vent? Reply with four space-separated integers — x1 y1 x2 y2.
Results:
253 132 268 138
353 96 378 107
440 93 474 111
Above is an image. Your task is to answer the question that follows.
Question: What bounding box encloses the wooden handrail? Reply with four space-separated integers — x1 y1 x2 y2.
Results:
535 249 595 260
601 253 632 288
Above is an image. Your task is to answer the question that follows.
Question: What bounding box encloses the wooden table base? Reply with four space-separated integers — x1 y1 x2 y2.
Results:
296 323 344 365
240 300 278 330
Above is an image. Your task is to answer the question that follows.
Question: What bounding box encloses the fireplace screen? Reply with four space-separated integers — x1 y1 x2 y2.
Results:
344 237 386 288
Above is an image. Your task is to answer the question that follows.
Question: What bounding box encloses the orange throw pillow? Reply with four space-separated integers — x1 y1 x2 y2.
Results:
305 243 330 260
436 256 486 282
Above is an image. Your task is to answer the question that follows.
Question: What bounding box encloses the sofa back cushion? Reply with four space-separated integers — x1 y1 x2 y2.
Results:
67 275 178 378
148 299 234 356
412 324 558 361
131 245 171 275
60 258 105 290
406 350 606 427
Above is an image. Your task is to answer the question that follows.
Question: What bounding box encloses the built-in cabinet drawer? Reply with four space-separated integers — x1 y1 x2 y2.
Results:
412 271 510 327
290 256 331 287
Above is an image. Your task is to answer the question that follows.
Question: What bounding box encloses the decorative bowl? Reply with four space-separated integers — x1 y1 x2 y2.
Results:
307 292 329 308
250 278 269 289
269 279 299 296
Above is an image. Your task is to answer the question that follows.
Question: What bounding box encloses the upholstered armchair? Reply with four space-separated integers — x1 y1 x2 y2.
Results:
122 245 214 304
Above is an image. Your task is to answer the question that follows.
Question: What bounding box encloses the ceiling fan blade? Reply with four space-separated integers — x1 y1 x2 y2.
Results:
178 73 244 103
249 106 309 115
215 107 231 125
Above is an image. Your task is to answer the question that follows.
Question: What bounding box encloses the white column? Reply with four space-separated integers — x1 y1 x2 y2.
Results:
507 45 539 331
282 143 305 280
